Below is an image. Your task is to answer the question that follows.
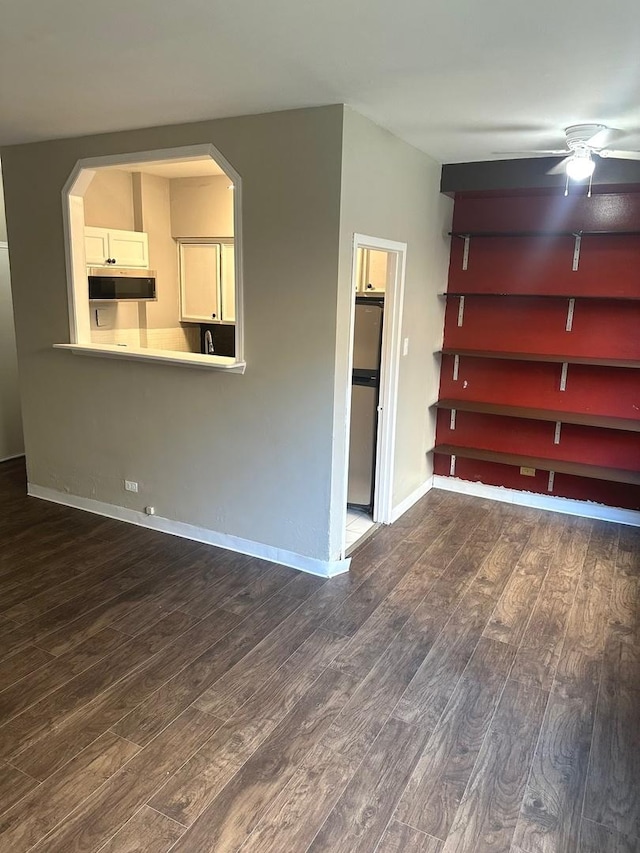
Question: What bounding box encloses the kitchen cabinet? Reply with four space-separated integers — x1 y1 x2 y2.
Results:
179 240 236 324
179 242 221 323
84 226 149 268
356 248 388 294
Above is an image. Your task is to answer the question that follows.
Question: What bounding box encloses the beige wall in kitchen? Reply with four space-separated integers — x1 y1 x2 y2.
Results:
84 168 139 340
133 172 181 332
84 168 135 230
1 106 344 563
170 175 234 238
0 164 24 460
330 107 452 554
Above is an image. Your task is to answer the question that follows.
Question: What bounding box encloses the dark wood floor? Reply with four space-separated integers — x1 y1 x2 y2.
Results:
0 458 638 853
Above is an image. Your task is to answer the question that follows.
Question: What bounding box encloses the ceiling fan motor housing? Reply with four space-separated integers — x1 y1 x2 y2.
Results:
565 124 608 151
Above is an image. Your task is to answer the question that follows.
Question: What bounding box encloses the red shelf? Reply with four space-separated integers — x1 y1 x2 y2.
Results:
436 399 640 433
433 444 640 487
441 348 640 370
449 230 640 238
442 292 640 301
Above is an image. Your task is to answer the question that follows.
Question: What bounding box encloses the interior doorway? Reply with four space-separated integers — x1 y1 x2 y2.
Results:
343 234 407 554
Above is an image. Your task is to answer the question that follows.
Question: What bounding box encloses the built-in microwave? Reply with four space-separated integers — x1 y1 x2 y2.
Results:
88 267 157 302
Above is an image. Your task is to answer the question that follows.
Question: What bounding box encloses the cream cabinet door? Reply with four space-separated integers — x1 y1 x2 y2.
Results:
361 248 388 294
180 243 221 322
84 227 149 268
220 243 236 323
84 227 110 266
107 229 149 268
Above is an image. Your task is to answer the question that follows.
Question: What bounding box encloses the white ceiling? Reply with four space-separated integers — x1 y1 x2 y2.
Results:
106 158 227 179
1 0 640 163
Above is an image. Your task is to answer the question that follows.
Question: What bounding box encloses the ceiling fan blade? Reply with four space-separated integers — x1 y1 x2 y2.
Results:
493 150 568 157
598 149 640 161
547 157 572 175
586 126 614 148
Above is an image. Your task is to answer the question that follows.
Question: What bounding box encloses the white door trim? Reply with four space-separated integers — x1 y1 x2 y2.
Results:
342 234 407 557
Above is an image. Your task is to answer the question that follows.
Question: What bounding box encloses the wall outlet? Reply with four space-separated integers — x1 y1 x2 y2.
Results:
124 480 139 493
403 337 410 356
520 467 536 477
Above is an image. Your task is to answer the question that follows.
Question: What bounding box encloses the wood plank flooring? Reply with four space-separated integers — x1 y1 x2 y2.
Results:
0 457 638 852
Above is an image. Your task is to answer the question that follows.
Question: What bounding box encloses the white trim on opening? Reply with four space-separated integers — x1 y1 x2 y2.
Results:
341 234 408 559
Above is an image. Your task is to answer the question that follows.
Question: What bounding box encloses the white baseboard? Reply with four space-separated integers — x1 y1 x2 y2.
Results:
433 475 640 527
0 452 26 464
390 476 434 523
28 484 350 578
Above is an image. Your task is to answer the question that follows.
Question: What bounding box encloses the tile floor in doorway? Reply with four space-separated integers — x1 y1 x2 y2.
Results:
346 507 375 551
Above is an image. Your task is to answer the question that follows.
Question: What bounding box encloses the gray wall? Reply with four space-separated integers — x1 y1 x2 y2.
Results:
0 165 24 461
330 108 452 554
1 106 344 561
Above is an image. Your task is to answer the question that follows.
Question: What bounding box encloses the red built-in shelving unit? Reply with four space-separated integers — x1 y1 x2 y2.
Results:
434 190 640 512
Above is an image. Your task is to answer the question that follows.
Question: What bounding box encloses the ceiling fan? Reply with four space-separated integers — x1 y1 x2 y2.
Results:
501 124 640 194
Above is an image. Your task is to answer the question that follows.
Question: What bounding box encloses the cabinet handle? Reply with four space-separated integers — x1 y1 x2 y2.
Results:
112 259 116 264
211 313 217 319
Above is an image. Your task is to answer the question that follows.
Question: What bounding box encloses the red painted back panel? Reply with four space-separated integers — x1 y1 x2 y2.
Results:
433 455 640 511
449 236 640 298
443 297 640 360
452 192 640 233
439 355 640 421
436 410 640 471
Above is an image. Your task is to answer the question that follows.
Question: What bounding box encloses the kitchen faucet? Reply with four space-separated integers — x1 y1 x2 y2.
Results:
205 330 215 354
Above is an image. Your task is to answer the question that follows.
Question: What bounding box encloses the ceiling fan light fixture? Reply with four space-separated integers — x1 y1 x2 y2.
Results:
566 152 596 181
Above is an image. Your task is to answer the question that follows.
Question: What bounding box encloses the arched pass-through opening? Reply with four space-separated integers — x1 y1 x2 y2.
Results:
58 144 245 372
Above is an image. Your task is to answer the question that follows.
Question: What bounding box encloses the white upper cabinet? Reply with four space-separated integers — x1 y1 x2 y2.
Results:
356 248 389 294
179 240 236 324
84 228 110 266
179 242 221 323
84 226 149 268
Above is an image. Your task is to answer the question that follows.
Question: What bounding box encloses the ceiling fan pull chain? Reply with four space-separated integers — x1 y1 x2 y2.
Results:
564 173 570 197
587 172 593 198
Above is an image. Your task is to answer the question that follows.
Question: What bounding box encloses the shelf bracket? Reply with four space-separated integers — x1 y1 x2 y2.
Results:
457 296 465 327
565 298 575 332
450 408 457 430
560 362 569 392
554 421 562 444
453 354 460 381
547 471 555 492
462 236 470 271
450 454 457 477
572 233 582 271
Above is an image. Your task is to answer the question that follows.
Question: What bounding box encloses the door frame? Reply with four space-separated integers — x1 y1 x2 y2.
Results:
342 233 407 554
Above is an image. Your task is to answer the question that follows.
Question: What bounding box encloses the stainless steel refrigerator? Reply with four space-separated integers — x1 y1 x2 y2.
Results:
347 297 384 509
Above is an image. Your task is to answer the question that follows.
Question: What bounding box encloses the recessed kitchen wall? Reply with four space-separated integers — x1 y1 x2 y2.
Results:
84 166 235 352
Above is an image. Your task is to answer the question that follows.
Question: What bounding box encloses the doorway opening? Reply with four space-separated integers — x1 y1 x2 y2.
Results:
344 234 407 555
